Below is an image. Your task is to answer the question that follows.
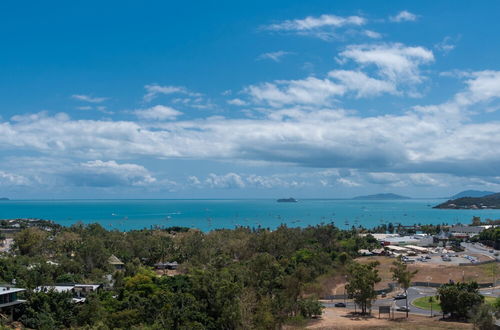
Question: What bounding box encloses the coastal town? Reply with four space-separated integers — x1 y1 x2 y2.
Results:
0 216 498 329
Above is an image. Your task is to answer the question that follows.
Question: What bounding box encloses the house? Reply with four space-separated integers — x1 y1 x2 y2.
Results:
154 261 178 270
35 284 102 303
108 255 125 270
357 249 373 256
0 286 26 320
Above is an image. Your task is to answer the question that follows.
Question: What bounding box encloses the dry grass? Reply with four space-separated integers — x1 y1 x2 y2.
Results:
300 308 472 329
356 256 500 288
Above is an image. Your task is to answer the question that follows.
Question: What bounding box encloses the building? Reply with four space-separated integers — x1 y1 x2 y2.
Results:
380 234 434 247
449 225 484 238
35 284 101 303
154 261 178 270
108 254 125 270
0 286 26 319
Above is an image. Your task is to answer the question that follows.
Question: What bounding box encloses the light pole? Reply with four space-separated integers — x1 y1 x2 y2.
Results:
344 275 347 306
428 296 434 318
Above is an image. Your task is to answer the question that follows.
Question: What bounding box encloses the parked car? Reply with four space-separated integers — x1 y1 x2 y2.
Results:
334 302 346 307
396 306 410 312
394 294 407 300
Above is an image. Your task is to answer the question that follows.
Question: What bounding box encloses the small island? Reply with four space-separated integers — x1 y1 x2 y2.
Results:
434 192 500 209
0 197 9 201
352 193 410 200
277 197 298 203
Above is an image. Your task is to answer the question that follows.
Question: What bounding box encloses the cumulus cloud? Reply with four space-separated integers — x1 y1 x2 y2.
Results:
414 70 500 119
328 70 396 97
243 42 433 106
71 94 108 103
203 173 246 189
339 43 434 85
434 36 458 54
227 98 247 106
133 105 182 120
245 77 345 107
143 84 202 102
0 170 30 186
263 14 366 40
190 173 305 189
265 14 365 31
363 30 382 39
389 10 418 22
1 71 500 182
257 51 292 62
65 160 156 187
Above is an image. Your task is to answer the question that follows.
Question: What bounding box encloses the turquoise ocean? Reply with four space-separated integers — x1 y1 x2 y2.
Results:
1 199 500 232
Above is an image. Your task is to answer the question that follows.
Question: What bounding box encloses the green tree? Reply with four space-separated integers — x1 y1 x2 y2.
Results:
345 261 381 314
438 282 484 319
469 303 496 330
14 228 48 256
391 257 418 317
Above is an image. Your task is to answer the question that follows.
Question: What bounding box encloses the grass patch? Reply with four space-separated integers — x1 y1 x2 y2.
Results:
413 295 497 311
485 296 497 305
413 296 442 312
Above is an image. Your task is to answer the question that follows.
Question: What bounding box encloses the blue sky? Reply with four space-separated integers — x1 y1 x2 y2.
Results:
1 0 500 199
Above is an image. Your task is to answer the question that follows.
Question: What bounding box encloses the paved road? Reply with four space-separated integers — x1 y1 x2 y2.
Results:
322 287 438 316
462 242 499 261
396 287 437 316
323 285 500 316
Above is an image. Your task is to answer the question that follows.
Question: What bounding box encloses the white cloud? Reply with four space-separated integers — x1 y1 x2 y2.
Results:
204 173 245 189
363 30 382 39
257 51 292 62
263 14 366 40
434 36 457 54
69 160 156 187
456 71 500 105
2 71 500 182
336 177 361 187
245 77 345 107
227 98 247 106
71 94 108 103
0 170 30 186
265 14 365 31
339 43 434 85
190 172 306 189
389 10 418 23
328 70 396 97
133 105 182 121
76 106 93 111
143 84 202 102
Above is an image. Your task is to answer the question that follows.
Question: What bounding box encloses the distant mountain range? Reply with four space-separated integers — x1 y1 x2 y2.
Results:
434 192 500 209
449 190 497 199
0 197 9 201
352 193 410 200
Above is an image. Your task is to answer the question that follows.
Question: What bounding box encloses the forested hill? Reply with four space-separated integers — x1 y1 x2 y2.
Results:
450 190 496 199
434 193 500 209
352 193 410 200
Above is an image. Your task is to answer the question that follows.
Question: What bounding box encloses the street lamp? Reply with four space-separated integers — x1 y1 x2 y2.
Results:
344 275 347 306
428 296 434 318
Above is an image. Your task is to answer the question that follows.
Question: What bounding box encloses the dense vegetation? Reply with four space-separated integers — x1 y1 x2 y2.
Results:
0 222 380 329
473 226 500 249
434 193 500 209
